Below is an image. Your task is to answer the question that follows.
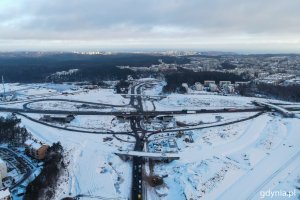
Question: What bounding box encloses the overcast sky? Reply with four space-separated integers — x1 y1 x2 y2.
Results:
1 0 300 52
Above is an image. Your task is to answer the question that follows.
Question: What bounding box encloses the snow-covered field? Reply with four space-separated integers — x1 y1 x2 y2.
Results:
55 88 129 105
1 81 300 200
174 112 255 125
19 115 133 200
25 114 132 133
155 93 292 111
1 83 129 106
149 114 300 200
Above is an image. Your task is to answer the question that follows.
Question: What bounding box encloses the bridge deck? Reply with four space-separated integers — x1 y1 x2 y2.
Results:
254 101 294 117
115 151 180 160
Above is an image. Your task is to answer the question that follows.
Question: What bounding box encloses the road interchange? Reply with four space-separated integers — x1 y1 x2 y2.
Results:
1 80 300 200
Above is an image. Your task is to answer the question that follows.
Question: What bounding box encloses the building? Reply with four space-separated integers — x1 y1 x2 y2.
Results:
256 73 296 85
40 114 75 123
0 159 7 187
204 80 215 87
0 189 11 200
219 81 231 87
115 116 129 123
24 140 49 160
156 116 174 123
234 81 250 86
181 83 189 92
194 82 203 91
284 78 300 86
83 85 98 89
257 72 269 78
224 84 235 94
209 83 219 92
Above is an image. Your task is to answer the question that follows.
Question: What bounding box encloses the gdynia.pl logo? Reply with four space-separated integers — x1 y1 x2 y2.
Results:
260 189 296 199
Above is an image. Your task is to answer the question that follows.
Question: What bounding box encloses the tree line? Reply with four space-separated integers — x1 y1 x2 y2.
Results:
0 53 189 83
0 114 29 145
237 82 300 102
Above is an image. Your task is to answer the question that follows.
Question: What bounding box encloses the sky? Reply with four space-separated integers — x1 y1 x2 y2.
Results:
1 0 300 53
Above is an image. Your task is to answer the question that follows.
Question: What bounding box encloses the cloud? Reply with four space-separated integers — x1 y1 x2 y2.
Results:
0 0 300 51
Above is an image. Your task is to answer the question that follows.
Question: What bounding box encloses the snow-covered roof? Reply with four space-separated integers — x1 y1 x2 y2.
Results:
24 139 35 146
31 142 42 150
24 139 47 150
0 189 11 199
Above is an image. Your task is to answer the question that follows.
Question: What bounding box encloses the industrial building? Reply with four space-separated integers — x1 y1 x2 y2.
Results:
40 114 75 123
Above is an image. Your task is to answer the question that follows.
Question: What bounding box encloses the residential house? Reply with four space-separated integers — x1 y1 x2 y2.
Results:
24 140 49 160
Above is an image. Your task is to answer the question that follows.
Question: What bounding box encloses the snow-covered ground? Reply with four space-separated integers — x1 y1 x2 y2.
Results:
1 81 300 200
174 112 255 124
150 114 300 200
54 88 129 105
155 93 296 111
19 115 133 200
1 83 129 106
25 114 132 133
26 100 134 112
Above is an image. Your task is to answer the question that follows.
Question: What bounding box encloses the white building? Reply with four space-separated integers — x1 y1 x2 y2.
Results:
219 81 231 87
0 159 7 187
0 189 11 200
224 84 235 93
181 83 189 93
284 78 300 86
181 83 188 89
209 83 219 92
235 81 250 86
204 80 215 87
194 82 203 91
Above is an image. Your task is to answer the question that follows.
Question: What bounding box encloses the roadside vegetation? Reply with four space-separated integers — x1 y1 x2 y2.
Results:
0 114 65 200
24 142 65 200
238 83 300 102
115 80 130 94
0 114 29 145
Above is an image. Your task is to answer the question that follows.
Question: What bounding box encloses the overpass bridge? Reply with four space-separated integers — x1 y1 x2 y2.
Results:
115 151 180 162
122 94 166 100
253 101 295 117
